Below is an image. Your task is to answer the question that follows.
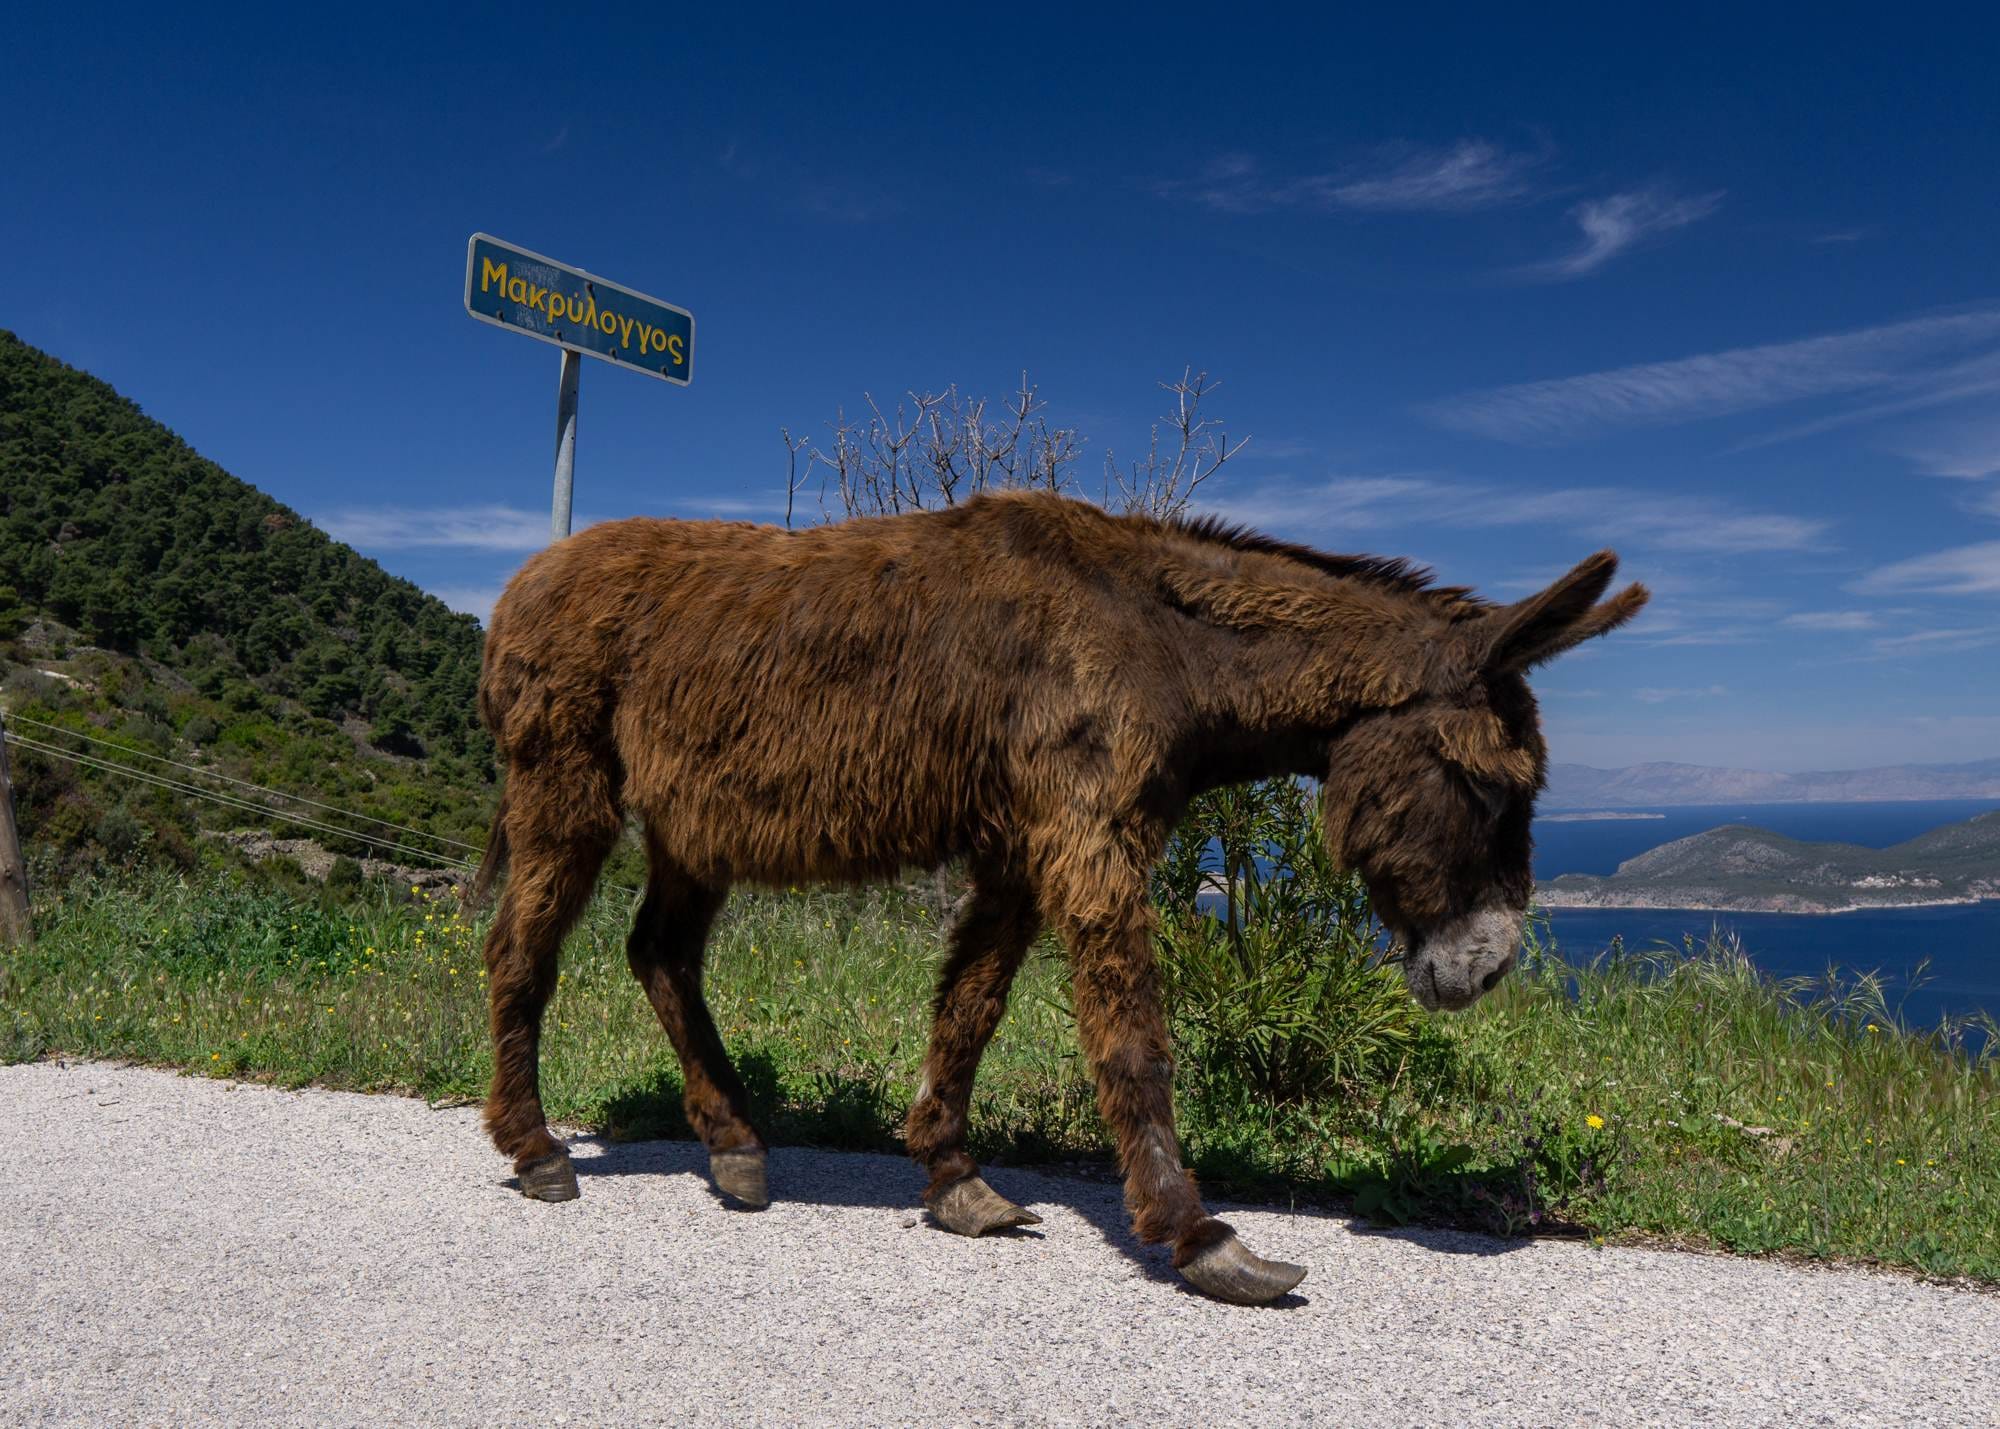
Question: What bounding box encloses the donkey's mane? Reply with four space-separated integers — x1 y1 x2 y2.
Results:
1168 511 1487 611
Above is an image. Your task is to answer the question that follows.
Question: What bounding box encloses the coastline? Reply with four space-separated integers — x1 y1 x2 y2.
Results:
1534 891 2000 917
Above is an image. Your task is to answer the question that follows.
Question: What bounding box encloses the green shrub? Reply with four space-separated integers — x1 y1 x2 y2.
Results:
1153 779 1436 1103
93 803 146 861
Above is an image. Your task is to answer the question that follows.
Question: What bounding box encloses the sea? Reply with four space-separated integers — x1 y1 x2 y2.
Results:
1533 800 2000 1031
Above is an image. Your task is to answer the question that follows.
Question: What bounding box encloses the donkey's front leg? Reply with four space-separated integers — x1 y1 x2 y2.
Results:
1055 886 1307 1305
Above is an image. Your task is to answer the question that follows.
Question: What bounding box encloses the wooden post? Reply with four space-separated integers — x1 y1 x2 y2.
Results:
0 709 30 946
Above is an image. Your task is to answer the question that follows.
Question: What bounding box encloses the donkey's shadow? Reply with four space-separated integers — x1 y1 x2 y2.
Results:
562 1133 1252 1296
548 1060 1520 1300
556 1059 1205 1289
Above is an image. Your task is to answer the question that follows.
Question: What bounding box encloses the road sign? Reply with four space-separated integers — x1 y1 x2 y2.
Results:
464 234 694 539
465 234 693 385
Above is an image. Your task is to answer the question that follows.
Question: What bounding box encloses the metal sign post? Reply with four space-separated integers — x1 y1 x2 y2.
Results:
552 349 581 539
464 234 694 543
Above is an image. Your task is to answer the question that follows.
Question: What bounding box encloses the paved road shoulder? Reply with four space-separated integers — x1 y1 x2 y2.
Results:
2 1062 1993 1426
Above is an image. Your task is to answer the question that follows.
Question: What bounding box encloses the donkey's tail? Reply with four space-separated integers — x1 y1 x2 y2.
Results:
466 785 510 911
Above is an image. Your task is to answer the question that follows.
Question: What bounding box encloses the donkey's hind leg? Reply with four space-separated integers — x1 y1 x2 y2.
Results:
481 764 619 1202
625 845 766 1207
905 868 1043 1236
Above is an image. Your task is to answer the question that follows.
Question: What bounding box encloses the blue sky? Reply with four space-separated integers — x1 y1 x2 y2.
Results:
5 5 1999 772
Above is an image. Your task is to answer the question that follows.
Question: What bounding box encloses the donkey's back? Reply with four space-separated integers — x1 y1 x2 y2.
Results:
479 494 1144 886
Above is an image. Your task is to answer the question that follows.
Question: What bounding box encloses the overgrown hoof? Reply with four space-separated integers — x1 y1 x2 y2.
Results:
711 1149 769 1208
926 1174 1043 1237
1178 1231 1306 1305
516 1150 579 1203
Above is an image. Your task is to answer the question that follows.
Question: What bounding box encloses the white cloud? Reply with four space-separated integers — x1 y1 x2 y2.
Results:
317 504 556 552
1520 187 1723 281
1425 309 2000 444
1545 714 2000 772
1202 477 1827 555
1780 610 1881 631
1632 685 1728 703
1855 541 2000 596
1151 139 1544 215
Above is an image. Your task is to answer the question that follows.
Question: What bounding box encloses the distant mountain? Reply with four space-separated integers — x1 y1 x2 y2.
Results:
1537 810 2000 914
1544 758 2000 809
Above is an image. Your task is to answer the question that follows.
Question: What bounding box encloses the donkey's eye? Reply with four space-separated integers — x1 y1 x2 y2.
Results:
1468 779 1508 819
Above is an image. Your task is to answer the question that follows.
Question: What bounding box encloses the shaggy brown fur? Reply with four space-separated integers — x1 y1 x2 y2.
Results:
472 490 1645 1288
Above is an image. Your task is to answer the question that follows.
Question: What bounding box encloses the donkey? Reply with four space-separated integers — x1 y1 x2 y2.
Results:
470 490 1646 1304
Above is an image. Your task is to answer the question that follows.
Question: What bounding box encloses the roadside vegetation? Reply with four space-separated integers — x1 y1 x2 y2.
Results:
0 330 500 883
6 785 1994 1284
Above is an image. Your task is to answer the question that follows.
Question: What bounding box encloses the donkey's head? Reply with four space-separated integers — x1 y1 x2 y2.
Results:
1321 552 1648 1011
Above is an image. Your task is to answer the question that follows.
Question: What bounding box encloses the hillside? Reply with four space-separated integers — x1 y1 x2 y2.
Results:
1537 810 2000 913
1545 758 2000 808
0 330 497 880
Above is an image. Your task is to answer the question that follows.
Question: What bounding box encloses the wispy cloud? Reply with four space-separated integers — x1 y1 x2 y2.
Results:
1521 186 1723 281
1150 139 1544 215
1855 541 2000 596
1864 627 2000 658
1424 308 2000 444
719 140 902 224
1898 415 2000 480
536 125 570 156
317 504 556 552
1633 684 1728 704
678 494 791 519
1199 475 1436 532
1199 475 1827 555
1781 610 1880 631
794 184 905 225
1738 348 2000 451
428 585 503 624
1320 139 1545 211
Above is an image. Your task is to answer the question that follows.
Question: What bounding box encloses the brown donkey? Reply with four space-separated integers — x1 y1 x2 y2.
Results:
471 490 1646 1304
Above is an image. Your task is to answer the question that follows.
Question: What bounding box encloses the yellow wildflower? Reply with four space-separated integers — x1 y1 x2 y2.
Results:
1585 1114 1605 1130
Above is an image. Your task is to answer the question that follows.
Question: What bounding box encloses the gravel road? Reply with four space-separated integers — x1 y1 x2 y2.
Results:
3 1061 1994 1427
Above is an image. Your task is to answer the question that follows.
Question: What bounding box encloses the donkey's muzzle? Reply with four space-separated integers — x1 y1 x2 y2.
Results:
1403 905 1523 1012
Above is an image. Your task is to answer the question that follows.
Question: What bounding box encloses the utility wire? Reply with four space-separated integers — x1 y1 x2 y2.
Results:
5 728 641 897
5 713 482 853
5 733 483 873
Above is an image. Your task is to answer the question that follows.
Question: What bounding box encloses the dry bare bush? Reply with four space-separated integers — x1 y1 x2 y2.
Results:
783 367 1245 524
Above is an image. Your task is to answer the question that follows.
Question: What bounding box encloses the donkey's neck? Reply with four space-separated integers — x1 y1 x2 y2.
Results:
1164 566 1464 785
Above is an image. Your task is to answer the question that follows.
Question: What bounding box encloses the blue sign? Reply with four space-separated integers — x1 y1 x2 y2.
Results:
464 234 693 385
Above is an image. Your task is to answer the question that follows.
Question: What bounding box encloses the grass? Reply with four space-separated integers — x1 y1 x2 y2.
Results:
3 867 1995 1282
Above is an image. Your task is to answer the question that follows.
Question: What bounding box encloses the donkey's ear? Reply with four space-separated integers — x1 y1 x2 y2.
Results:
1482 552 1649 673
